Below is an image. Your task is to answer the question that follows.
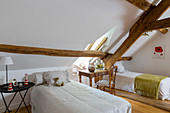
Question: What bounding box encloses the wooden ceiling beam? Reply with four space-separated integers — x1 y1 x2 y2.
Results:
126 0 169 34
103 54 132 62
159 28 168 34
0 44 132 62
0 44 108 58
105 0 170 69
126 0 152 11
145 18 170 31
117 57 132 61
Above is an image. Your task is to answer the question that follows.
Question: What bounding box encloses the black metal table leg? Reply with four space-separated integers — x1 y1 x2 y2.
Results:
1 92 11 113
4 92 18 113
15 89 30 113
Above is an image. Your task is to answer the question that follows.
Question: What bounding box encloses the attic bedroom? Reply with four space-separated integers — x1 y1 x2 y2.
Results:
0 0 169 113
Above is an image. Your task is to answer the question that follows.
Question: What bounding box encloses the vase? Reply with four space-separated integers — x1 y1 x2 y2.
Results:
95 59 105 70
88 64 95 72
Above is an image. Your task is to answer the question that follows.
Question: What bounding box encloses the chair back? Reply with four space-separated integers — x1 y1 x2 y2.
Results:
96 65 117 95
109 66 118 87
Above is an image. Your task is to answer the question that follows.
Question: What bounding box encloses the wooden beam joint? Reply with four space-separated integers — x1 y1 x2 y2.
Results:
126 0 152 11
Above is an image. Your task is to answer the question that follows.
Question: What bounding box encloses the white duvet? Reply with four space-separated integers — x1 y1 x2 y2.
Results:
116 71 170 100
31 81 131 113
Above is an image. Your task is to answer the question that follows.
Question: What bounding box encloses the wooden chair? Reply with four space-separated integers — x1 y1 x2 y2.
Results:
96 66 118 95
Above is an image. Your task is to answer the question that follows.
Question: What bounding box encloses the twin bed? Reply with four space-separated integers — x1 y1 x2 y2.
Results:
116 71 170 100
29 69 131 113
28 64 170 113
31 81 131 113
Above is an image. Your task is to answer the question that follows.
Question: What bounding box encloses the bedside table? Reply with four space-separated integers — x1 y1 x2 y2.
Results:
0 82 35 113
79 70 108 87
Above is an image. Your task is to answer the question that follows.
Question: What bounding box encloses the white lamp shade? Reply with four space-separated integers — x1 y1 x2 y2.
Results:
0 56 14 66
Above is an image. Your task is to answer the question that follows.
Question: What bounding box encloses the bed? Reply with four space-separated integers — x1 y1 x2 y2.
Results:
29 70 131 113
115 71 170 100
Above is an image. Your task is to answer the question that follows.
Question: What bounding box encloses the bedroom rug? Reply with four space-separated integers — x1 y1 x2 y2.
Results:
116 90 170 112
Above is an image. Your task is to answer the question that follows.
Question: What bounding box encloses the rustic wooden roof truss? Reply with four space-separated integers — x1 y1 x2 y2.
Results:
0 0 169 69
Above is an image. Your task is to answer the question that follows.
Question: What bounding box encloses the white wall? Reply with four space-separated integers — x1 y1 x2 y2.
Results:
124 31 170 77
0 66 69 112
0 0 141 70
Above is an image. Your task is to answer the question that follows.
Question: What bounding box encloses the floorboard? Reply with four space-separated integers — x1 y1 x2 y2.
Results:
116 89 170 111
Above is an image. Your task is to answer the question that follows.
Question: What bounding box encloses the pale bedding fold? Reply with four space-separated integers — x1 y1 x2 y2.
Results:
31 81 131 113
116 71 170 100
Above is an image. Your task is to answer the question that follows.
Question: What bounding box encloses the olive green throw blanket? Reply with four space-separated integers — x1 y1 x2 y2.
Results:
134 74 167 99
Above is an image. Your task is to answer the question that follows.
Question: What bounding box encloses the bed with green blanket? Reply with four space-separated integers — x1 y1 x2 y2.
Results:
115 71 170 100
134 74 167 99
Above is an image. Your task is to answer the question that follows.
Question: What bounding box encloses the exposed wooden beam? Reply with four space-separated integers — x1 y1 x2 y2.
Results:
146 18 170 31
159 28 168 34
126 0 152 11
117 57 132 61
105 0 170 69
103 54 112 63
103 54 132 62
0 44 107 58
126 0 169 34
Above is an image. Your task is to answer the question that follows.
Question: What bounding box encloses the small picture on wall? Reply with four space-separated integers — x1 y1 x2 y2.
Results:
153 45 165 59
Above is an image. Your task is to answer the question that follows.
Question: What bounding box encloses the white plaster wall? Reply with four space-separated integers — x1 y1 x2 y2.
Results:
0 66 69 112
124 31 170 77
0 0 141 70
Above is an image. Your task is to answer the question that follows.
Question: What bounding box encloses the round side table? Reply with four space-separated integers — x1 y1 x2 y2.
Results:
0 82 35 113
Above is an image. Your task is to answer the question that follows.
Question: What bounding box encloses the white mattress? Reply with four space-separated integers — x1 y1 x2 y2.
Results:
31 81 131 113
116 71 170 100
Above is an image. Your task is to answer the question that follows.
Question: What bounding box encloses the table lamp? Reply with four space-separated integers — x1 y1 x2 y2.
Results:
0 56 14 84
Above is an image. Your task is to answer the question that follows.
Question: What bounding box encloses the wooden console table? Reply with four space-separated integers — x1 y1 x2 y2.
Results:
79 70 108 87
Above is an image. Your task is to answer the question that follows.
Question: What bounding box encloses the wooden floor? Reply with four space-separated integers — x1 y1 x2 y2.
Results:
9 90 170 113
121 97 169 113
5 106 31 113
116 90 170 111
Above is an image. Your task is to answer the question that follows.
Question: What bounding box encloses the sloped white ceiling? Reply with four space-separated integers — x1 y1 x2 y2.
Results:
0 0 146 70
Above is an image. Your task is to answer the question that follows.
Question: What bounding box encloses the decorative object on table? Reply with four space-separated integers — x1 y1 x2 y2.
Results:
12 79 18 86
54 77 64 87
24 74 28 86
88 64 95 72
153 45 165 59
8 82 13 91
0 56 14 83
78 63 86 70
95 59 105 70
19 83 23 87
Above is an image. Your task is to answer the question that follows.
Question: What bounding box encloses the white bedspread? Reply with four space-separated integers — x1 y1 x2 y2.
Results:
116 71 170 100
31 81 131 113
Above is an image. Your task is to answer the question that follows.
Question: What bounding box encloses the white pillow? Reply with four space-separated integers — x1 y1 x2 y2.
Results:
66 67 73 81
28 72 44 85
43 70 70 86
114 62 125 73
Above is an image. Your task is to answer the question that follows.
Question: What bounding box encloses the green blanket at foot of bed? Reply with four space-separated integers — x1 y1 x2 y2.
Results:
134 74 167 99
